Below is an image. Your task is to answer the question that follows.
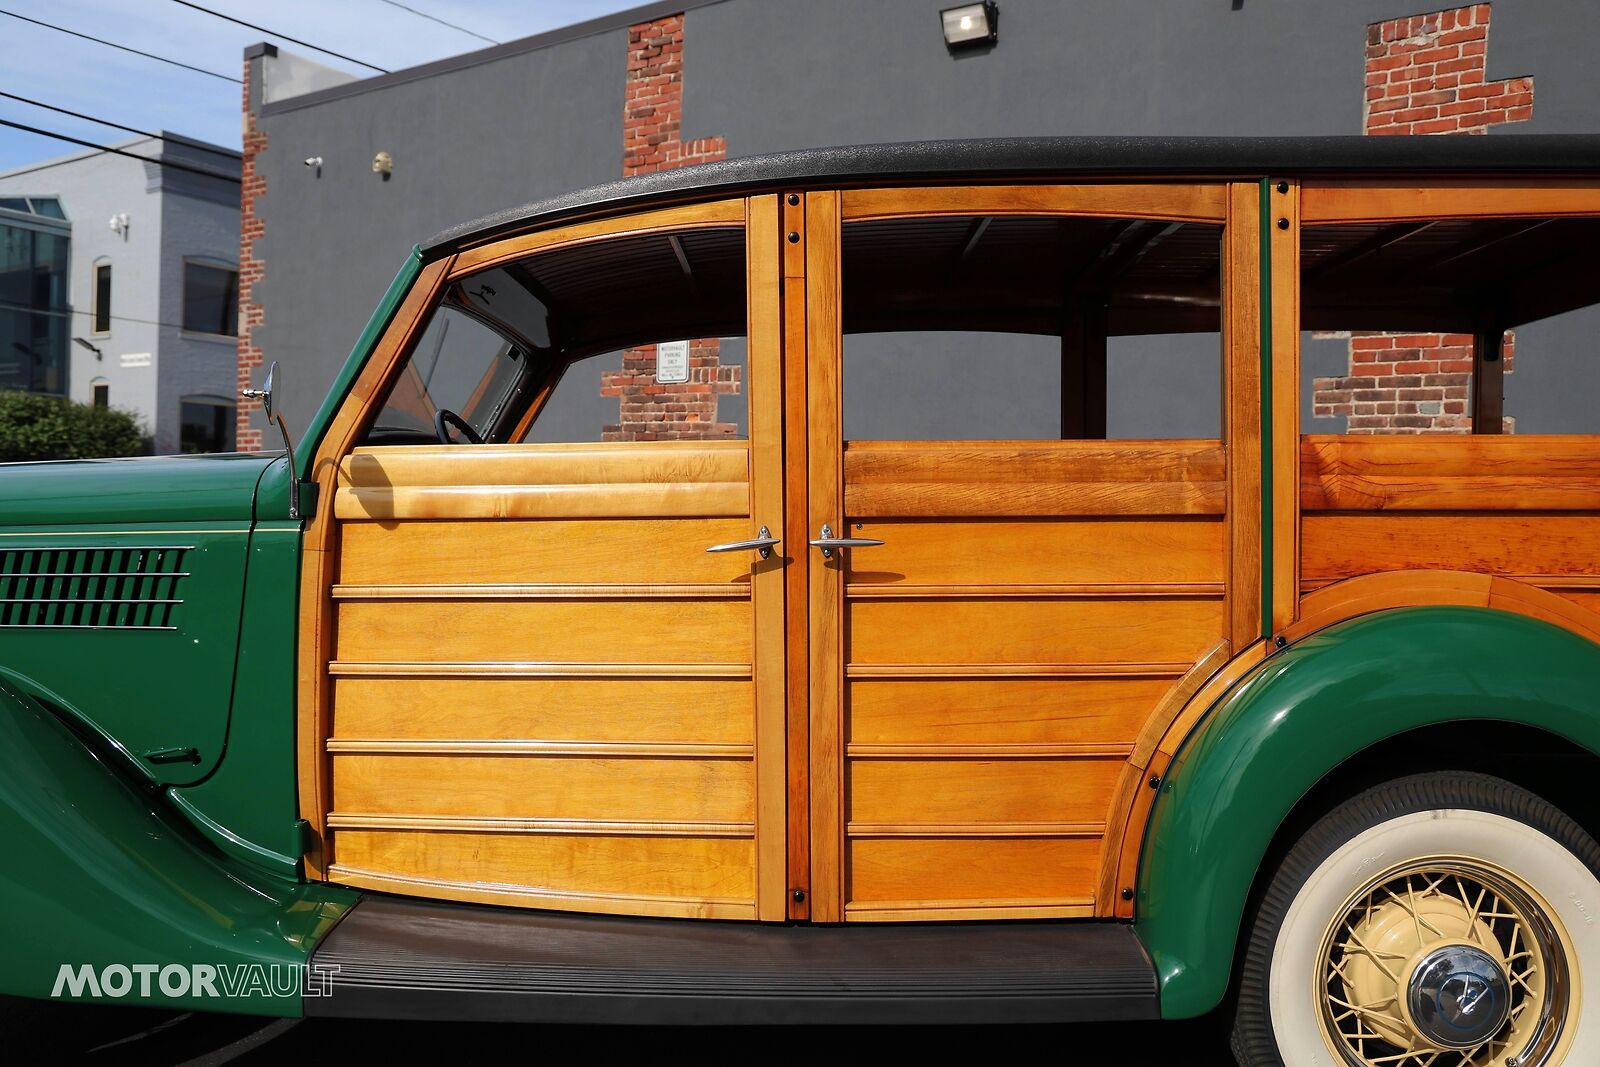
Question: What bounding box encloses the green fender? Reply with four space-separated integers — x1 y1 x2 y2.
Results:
0 682 355 1015
1136 606 1600 1019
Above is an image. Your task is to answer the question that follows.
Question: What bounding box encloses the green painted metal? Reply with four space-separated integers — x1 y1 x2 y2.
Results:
1136 606 1600 1019
0 681 355 1015
168 475 304 878
0 452 275 527
0 523 252 786
297 247 425 481
1257 177 1273 638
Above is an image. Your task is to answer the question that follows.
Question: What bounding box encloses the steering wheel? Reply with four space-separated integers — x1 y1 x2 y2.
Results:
433 409 484 445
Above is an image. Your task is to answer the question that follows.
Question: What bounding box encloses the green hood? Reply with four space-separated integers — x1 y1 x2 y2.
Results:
0 451 282 526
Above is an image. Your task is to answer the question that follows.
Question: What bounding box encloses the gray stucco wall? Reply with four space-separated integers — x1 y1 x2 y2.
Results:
251 0 1600 437
252 31 625 431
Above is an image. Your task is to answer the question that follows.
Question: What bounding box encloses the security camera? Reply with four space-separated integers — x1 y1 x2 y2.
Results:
304 156 323 167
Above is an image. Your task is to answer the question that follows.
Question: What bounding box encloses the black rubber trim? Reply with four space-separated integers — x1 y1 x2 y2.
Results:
307 894 1159 1024
423 135 1600 255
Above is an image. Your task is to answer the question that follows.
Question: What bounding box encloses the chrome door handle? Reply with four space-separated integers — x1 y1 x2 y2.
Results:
808 524 885 559
706 525 781 560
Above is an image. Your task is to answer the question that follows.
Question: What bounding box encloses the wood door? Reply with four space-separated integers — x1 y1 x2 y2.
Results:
317 200 790 921
803 188 1235 921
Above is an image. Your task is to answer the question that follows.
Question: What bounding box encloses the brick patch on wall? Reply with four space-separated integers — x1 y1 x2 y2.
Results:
235 61 266 452
1315 4 1532 433
1363 3 1533 136
1312 330 1515 433
601 13 739 441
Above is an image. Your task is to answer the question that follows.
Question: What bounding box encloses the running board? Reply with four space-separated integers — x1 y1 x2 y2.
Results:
307 895 1160 1025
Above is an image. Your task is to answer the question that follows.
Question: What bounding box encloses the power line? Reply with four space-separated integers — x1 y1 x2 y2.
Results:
0 298 204 335
0 118 241 184
0 91 239 161
169 0 390 74
375 0 499 45
0 8 240 84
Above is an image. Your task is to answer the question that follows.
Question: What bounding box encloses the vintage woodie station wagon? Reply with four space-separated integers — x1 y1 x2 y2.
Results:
8 135 1600 1064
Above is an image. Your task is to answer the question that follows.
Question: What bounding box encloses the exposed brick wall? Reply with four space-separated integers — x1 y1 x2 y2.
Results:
1315 4 1532 434
1364 4 1533 136
235 59 266 452
601 339 742 441
622 13 726 176
601 13 737 439
1312 331 1515 433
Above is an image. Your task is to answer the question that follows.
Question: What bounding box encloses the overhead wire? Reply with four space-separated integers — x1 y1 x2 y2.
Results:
374 0 499 45
168 0 391 74
0 91 240 161
0 8 241 83
0 118 240 183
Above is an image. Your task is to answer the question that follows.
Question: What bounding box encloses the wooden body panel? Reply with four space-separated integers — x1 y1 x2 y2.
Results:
831 440 1228 919
326 428 777 920
1300 436 1600 615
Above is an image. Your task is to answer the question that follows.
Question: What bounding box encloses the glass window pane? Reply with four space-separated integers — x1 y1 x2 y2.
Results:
180 398 236 453
28 199 65 220
841 215 1222 441
182 263 239 336
94 263 111 333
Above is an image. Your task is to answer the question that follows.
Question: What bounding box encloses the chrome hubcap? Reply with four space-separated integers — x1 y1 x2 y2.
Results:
1406 944 1512 1049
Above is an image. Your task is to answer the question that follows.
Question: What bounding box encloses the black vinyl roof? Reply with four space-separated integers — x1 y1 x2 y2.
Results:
424 135 1600 255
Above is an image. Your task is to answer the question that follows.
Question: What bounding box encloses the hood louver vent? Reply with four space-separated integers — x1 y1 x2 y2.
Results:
0 546 191 630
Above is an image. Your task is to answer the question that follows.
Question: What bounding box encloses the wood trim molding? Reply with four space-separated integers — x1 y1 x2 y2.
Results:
1268 178 1300 633
1301 179 1600 224
804 188 845 922
329 865 758 921
841 183 1228 223
449 199 745 277
1286 569 1600 647
1225 182 1264 651
297 254 455 878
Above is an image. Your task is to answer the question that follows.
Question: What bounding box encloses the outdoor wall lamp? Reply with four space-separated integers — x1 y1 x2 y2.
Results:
72 337 104 360
940 2 998 51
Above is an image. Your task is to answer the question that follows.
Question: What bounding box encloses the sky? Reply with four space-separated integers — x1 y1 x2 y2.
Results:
0 0 644 173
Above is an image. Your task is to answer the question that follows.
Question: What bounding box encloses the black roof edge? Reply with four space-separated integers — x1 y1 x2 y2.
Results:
256 0 729 117
244 41 278 61
422 134 1600 256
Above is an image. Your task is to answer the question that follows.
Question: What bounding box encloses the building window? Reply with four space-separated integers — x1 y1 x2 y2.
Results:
92 382 108 408
92 261 111 334
0 216 70 395
180 395 236 453
182 262 238 337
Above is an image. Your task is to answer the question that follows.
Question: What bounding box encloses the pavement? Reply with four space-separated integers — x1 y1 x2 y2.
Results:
3 997 1239 1065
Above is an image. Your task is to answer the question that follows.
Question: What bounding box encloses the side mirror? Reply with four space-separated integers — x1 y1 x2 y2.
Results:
242 361 276 420
242 360 302 520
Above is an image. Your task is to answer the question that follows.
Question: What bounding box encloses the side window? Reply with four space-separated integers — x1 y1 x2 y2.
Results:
179 394 236 453
369 226 747 445
92 261 111 335
181 262 239 337
840 215 1222 441
1301 215 1600 434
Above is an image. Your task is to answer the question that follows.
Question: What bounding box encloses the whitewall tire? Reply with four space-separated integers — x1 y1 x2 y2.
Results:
1232 772 1600 1067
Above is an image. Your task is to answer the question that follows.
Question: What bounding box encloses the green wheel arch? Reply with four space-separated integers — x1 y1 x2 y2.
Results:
0 682 355 1015
1135 605 1600 1019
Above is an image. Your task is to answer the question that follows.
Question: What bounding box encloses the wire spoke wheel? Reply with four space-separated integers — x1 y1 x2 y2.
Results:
1317 859 1571 1067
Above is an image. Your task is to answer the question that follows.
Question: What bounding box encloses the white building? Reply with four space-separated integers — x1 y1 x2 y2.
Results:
0 133 241 453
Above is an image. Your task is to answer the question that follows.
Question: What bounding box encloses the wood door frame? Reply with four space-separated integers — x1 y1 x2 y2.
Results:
297 199 787 915
805 180 1242 921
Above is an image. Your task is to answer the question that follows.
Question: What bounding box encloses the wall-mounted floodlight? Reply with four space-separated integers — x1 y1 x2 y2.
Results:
940 2 998 50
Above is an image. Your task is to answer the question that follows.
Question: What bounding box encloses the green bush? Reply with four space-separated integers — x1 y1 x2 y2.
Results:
0 390 148 462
